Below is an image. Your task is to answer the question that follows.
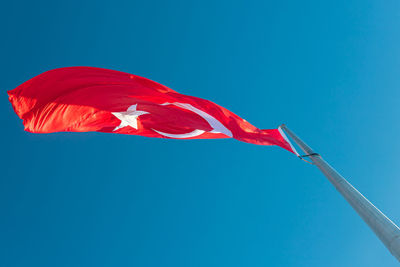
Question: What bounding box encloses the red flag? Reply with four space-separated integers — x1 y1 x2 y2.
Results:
8 67 296 153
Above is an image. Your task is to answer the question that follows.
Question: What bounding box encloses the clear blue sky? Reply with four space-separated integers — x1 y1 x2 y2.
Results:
1 1 400 266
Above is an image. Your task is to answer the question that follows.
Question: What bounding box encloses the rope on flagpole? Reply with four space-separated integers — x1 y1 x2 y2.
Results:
298 156 314 165
301 153 320 157
299 152 320 164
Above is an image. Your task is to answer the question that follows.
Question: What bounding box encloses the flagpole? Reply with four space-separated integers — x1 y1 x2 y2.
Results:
279 124 400 262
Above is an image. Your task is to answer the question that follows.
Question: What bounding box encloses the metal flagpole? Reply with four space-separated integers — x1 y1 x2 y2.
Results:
279 124 400 262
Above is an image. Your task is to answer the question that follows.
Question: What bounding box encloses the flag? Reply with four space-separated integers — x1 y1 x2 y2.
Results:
8 67 296 153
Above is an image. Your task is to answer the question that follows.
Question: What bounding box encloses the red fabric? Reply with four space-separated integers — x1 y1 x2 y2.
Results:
8 67 294 153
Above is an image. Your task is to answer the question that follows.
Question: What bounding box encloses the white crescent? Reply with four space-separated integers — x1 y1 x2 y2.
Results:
152 102 232 139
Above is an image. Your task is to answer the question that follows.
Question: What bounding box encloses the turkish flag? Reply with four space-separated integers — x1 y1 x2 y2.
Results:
8 67 296 153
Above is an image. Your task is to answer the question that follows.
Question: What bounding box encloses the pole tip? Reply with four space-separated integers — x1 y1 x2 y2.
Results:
279 124 286 128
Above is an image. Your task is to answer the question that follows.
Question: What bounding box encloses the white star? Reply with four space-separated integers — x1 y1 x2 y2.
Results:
111 104 149 131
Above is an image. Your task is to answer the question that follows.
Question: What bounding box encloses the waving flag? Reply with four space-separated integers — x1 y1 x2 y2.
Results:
7 67 296 153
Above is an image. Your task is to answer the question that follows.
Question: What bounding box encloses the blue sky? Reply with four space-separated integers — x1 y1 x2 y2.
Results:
1 1 400 266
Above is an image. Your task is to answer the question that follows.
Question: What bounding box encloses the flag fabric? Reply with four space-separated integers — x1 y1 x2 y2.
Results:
8 67 296 153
